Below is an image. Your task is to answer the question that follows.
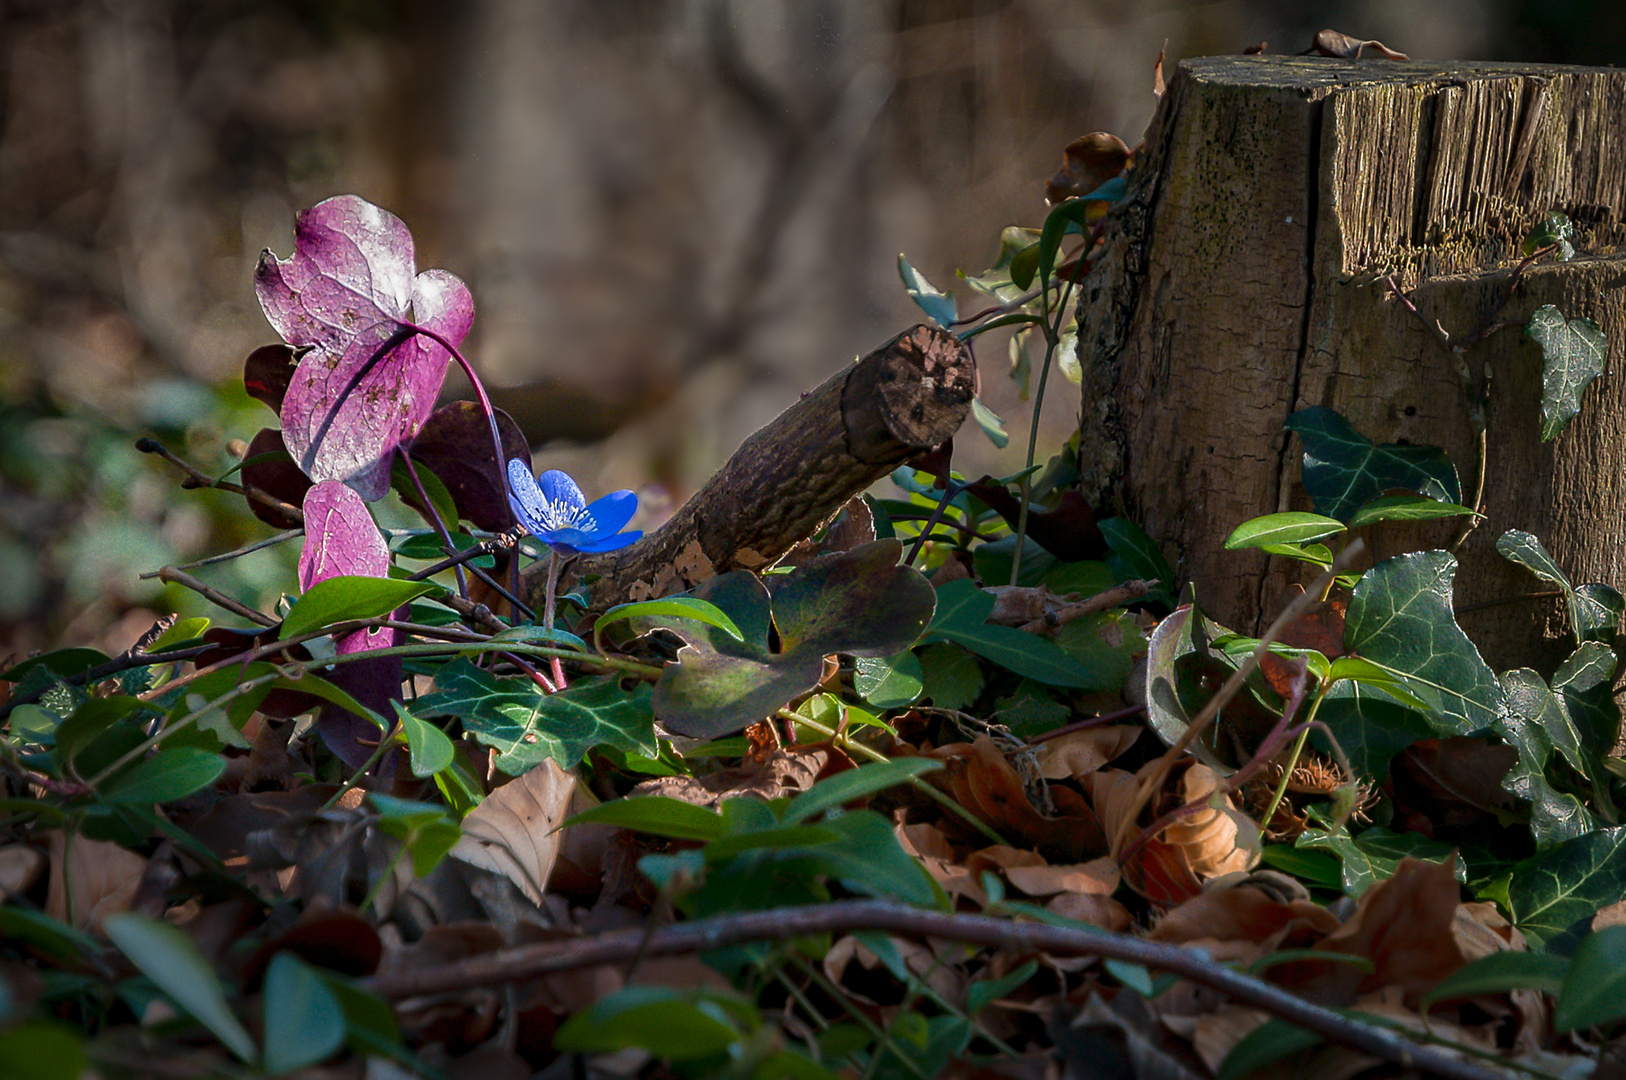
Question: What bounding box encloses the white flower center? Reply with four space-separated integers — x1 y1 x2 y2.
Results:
537 498 594 534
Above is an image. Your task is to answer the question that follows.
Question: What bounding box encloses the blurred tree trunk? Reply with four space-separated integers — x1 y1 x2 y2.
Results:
1074 56 1626 670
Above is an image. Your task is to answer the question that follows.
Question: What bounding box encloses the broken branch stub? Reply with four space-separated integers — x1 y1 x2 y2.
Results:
522 323 975 612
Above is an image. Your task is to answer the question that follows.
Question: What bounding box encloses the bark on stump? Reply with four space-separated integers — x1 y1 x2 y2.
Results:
520 324 974 612
1075 56 1626 670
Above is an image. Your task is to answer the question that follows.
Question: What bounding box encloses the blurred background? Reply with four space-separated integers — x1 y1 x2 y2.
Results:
0 0 1619 659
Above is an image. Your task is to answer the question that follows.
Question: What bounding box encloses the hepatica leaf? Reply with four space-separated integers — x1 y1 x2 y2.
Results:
257 195 474 501
294 479 411 768
1285 407 1459 523
1527 306 1605 442
649 540 936 739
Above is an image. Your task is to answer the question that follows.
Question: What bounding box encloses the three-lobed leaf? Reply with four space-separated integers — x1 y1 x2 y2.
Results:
1285 407 1460 523
1527 305 1605 442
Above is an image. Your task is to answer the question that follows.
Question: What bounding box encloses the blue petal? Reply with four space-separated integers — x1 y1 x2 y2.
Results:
506 459 547 535
583 490 638 537
537 469 587 511
574 529 643 554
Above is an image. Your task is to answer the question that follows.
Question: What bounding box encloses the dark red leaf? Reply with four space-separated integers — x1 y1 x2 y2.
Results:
240 428 311 530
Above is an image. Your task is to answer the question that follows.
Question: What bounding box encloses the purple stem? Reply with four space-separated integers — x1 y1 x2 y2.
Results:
402 321 508 484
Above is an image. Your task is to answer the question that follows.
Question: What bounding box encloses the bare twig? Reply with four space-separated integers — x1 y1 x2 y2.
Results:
155 567 278 627
137 437 305 523
359 899 1507 1080
1019 579 1154 634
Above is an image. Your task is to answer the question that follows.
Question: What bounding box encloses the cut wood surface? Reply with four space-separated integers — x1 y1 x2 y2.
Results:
522 323 974 612
1075 56 1626 669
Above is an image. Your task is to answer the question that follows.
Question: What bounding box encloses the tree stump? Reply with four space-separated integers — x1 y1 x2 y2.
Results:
1075 56 1626 669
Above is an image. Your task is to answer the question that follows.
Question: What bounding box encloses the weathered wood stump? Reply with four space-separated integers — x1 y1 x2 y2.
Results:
1074 56 1626 669
521 324 974 612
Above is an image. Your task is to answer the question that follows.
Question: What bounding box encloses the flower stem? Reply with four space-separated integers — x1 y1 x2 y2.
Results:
543 550 567 690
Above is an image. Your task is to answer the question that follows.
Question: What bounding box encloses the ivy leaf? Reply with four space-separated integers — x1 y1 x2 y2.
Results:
1343 551 1502 737
415 660 656 773
257 195 474 500
1527 306 1605 442
1313 679 1434 780
1497 528 1623 644
1296 825 1459 896
1285 407 1459 523
650 541 936 739
1523 211 1575 261
1498 667 1600 848
1507 826 1626 952
897 254 957 328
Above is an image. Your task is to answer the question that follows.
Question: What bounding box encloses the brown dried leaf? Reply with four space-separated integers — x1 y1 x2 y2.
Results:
1308 29 1409 61
1152 41 1166 97
1150 885 1340 949
934 737 1106 861
629 747 828 808
0 844 46 900
1092 761 1257 904
1294 856 1465 1007
44 832 147 930
1045 132 1130 207
1034 726 1141 781
451 759 579 906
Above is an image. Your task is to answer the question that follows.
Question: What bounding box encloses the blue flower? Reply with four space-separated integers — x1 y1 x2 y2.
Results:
506 459 642 555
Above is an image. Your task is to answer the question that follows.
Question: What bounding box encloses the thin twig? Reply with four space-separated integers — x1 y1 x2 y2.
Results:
137 438 304 523
1018 579 1154 634
155 567 278 627
139 529 303 579
1110 543 1364 855
358 899 1509 1080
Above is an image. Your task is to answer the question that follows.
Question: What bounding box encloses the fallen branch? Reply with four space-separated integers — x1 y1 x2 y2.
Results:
521 324 975 612
362 898 1507 1080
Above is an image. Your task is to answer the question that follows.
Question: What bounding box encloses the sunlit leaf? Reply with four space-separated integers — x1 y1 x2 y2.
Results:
781 759 942 825
1223 512 1346 550
1508 827 1626 952
394 702 455 778
565 796 727 842
1527 305 1604 442
897 254 958 328
1346 495 1478 527
854 650 924 708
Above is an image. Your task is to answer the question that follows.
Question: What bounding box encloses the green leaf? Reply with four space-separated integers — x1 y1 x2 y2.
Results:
855 651 924 708
1223 512 1346 550
1036 199 1091 286
0 648 109 683
487 624 590 651
1554 925 1626 1031
897 254 958 328
1008 241 1042 291
925 580 1110 688
1347 495 1479 527
970 396 1009 448
918 643 984 710
651 540 937 739
321 976 403 1058
1259 845 1342 889
0 1023 85 1080
1314 679 1434 780
1297 825 1459 896
782 759 943 825
1141 603 1236 771
1285 407 1460 523
566 796 728 842
416 661 656 773
1344 551 1502 736
100 747 224 805
280 575 442 640
1324 657 1433 711
781 809 942 908
1497 528 1623 644
262 953 346 1075
1526 305 1605 442
390 455 460 533
367 794 460 877
596 597 744 647
146 617 211 653
967 960 1038 1014
554 986 744 1060
394 702 455 779
1217 1018 1322 1080
1523 211 1574 260
0 908 99 963
1421 949 1569 1010
103 913 256 1063
1099 517 1175 603
1508 827 1626 952
53 696 158 770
